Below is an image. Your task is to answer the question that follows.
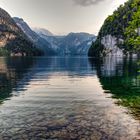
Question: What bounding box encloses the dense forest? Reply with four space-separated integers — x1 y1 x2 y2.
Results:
88 0 140 57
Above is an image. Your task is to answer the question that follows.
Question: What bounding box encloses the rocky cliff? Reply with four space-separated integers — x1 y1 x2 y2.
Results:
0 8 42 56
88 0 140 57
13 17 56 55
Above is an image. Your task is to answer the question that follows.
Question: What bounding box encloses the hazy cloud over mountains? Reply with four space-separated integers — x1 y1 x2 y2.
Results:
0 0 127 34
73 0 105 6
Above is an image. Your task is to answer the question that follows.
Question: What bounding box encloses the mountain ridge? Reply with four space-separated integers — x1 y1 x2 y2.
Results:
14 17 96 56
13 17 56 55
34 30 96 55
0 8 42 56
33 27 54 36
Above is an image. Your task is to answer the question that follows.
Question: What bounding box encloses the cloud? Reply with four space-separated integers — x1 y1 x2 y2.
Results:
73 0 105 6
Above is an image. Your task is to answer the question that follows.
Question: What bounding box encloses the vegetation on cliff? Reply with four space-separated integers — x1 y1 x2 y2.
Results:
88 0 140 56
0 8 43 56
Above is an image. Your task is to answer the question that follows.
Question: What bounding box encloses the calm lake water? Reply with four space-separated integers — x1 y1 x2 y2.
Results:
0 56 139 140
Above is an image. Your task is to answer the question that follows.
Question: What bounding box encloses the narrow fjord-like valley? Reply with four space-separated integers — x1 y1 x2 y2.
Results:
0 0 139 139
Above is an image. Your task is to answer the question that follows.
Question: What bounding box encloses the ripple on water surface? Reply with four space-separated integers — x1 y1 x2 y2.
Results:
0 56 139 140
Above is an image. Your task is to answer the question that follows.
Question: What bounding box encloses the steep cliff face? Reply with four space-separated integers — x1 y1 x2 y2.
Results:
88 0 140 57
13 17 38 41
13 17 56 55
101 35 124 56
138 28 140 36
0 8 42 56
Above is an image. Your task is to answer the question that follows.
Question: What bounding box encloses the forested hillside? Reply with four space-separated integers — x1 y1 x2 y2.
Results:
0 8 43 56
88 0 140 57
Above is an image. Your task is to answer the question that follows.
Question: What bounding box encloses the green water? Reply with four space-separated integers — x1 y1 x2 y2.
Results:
89 57 140 120
0 56 139 139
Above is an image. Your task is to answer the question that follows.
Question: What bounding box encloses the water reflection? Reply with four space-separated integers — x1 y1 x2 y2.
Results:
0 56 139 139
0 57 95 104
32 57 95 75
89 56 140 120
0 57 34 103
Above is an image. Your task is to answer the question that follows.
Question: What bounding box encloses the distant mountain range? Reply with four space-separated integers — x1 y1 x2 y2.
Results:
0 8 42 56
14 17 96 55
33 27 54 36
0 7 96 56
34 30 96 55
54 32 96 55
13 17 56 55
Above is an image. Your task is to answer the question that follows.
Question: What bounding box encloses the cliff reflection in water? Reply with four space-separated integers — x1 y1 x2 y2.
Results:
0 57 34 103
0 56 139 139
89 56 140 120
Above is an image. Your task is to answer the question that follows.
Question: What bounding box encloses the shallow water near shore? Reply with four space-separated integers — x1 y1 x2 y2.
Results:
0 56 139 139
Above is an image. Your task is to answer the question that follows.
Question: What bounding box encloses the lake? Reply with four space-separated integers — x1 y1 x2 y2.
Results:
0 56 139 139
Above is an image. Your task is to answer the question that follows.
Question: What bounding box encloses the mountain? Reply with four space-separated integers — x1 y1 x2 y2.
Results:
88 0 140 57
35 31 96 55
57 32 96 55
33 28 54 36
14 17 96 56
13 17 56 55
0 8 42 56
39 35 65 51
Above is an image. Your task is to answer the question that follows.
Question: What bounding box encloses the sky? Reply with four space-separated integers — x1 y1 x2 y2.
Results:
0 0 127 35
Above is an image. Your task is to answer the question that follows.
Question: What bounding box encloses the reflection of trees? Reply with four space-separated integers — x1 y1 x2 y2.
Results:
34 57 94 76
89 56 140 120
0 57 34 103
0 56 93 103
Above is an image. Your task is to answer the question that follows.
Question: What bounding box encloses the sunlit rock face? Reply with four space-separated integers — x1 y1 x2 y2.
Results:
101 35 116 49
135 28 140 36
138 28 140 36
88 0 140 57
0 8 22 48
13 17 38 41
13 17 56 55
101 35 123 56
0 8 42 56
